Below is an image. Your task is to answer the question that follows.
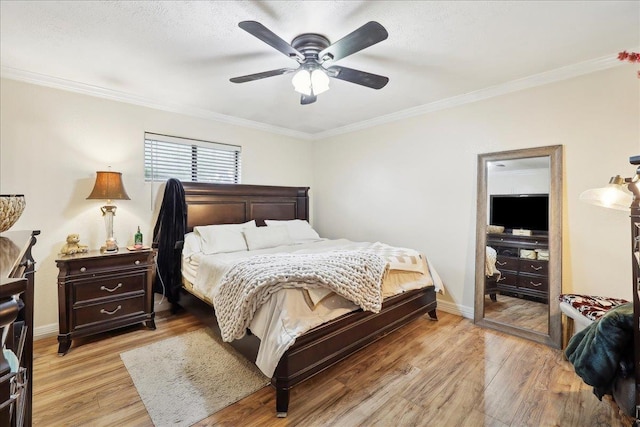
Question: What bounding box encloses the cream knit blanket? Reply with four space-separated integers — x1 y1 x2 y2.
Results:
212 250 387 342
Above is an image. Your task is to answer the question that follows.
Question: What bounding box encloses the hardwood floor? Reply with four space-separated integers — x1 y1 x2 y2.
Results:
484 294 548 333
33 306 629 426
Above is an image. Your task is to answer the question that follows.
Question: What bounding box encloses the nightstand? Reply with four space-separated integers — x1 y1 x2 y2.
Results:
56 249 156 355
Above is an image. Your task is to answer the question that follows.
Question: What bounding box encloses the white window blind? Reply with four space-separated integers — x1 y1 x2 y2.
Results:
144 133 241 184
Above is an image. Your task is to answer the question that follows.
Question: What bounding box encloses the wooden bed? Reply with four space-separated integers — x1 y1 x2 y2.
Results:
178 182 438 417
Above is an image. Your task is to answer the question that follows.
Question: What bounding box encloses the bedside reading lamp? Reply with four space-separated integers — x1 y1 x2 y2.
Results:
86 170 130 252
579 155 640 418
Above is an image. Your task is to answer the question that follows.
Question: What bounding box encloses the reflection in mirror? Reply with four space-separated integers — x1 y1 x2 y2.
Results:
484 157 549 333
474 146 562 348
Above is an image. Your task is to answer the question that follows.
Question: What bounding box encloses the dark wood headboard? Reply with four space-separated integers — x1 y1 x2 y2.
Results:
182 182 310 232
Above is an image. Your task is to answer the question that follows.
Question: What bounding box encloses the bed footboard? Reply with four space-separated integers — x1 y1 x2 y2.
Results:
271 287 436 416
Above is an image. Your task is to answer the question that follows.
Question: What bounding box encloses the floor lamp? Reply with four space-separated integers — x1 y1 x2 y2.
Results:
86 170 130 252
580 155 640 419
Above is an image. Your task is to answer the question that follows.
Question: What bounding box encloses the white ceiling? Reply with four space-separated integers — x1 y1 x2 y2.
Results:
1 1 638 138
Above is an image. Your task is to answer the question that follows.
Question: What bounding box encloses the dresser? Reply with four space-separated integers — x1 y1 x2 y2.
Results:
56 249 156 355
0 230 39 427
486 233 549 302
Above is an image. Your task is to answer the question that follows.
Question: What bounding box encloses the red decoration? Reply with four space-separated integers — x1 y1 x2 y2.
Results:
618 51 640 79
618 50 639 62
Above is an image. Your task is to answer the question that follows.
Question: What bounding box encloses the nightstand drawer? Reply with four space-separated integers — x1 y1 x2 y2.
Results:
64 255 150 276
73 272 146 302
73 296 145 328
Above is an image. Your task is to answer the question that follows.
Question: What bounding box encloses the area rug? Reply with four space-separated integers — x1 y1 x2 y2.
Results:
120 328 268 427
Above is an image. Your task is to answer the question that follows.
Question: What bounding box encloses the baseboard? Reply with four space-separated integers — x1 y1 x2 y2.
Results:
436 299 474 319
154 294 172 312
34 323 58 340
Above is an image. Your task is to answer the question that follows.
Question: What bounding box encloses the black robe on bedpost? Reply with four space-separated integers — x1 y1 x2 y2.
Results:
152 178 186 309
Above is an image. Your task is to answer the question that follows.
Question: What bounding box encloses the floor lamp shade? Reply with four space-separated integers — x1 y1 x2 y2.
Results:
87 171 130 252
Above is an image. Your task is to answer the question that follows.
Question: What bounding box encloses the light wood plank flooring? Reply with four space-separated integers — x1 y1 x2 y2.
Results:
484 294 548 333
33 306 629 426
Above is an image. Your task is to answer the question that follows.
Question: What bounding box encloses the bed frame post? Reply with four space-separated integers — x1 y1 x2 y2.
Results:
275 385 290 418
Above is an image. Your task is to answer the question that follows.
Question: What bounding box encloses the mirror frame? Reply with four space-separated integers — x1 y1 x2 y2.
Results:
474 145 563 348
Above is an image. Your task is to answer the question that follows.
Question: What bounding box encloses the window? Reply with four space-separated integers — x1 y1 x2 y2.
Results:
144 132 241 184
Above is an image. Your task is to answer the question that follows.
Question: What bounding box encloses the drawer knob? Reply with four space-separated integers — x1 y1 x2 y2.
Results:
80 267 87 272
530 282 543 287
135 260 140 265
100 305 122 316
497 276 506 282
496 261 507 266
100 283 123 293
529 265 543 271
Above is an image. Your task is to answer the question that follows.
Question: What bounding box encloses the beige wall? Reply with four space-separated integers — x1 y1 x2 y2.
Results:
2 65 638 334
0 78 313 334
311 66 640 316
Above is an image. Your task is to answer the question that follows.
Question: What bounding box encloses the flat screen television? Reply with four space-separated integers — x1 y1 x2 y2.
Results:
490 194 549 232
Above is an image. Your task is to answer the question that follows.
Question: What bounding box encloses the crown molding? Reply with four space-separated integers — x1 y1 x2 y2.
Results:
1 52 627 142
312 54 625 140
0 66 313 140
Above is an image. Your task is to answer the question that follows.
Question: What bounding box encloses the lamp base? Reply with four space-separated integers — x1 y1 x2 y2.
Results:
104 237 118 252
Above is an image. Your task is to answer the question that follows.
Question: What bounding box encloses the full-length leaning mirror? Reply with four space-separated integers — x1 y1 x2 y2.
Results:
474 145 562 348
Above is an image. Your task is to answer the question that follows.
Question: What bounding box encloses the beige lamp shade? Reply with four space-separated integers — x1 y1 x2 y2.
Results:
86 171 130 201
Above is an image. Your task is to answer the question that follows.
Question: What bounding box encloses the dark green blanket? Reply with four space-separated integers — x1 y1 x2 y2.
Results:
565 302 634 399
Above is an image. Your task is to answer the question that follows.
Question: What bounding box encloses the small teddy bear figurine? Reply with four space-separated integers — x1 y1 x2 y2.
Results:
60 233 89 255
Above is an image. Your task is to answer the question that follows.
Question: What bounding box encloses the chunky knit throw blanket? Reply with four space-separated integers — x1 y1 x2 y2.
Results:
212 250 387 342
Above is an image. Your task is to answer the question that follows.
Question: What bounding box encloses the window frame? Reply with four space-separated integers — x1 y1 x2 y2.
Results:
144 132 241 184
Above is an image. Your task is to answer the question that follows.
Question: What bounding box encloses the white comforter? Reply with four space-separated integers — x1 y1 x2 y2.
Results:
184 239 444 377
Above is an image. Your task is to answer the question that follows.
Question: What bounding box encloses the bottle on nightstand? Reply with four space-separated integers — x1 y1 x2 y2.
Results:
134 226 143 248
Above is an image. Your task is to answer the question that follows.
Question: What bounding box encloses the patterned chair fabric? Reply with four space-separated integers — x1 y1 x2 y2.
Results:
559 294 629 322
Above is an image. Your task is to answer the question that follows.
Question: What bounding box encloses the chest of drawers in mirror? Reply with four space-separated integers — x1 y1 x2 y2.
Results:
486 233 549 302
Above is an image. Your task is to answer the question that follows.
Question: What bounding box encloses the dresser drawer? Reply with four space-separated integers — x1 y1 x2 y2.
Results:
73 296 145 329
517 274 548 292
495 247 519 257
495 256 518 272
496 270 517 286
73 272 145 302
519 259 548 276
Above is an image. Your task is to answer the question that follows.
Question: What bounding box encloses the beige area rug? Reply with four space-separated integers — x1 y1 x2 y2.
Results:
120 328 268 427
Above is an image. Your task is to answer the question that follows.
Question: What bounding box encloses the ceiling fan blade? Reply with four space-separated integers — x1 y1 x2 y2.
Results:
326 65 389 89
318 21 388 63
230 67 297 83
300 94 317 105
238 21 304 62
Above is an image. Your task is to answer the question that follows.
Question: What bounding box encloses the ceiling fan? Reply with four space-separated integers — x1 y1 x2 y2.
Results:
230 21 390 105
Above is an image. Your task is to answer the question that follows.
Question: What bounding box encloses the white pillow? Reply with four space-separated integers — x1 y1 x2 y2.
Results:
264 219 321 241
194 220 256 254
182 232 202 259
243 226 293 251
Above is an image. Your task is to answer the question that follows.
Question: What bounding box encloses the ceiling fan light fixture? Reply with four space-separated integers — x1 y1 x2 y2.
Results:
292 69 312 95
310 69 330 95
292 68 330 96
233 20 389 103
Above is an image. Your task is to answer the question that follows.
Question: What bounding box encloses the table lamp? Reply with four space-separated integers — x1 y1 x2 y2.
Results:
86 170 130 252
